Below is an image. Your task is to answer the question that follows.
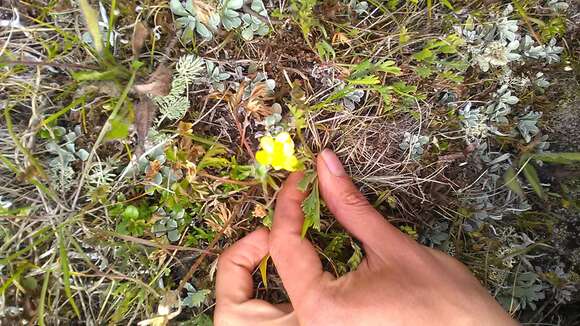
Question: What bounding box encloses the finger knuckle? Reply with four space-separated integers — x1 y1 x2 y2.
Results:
341 189 369 208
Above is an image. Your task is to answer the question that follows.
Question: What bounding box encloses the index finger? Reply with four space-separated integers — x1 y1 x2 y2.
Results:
270 172 327 304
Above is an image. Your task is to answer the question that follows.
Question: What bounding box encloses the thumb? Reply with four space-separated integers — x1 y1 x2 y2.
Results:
215 228 270 305
317 149 411 257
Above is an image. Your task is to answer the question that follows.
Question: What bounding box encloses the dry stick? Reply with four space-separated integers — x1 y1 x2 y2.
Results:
177 191 252 292
104 231 217 254
0 60 99 70
229 104 254 159
198 171 260 186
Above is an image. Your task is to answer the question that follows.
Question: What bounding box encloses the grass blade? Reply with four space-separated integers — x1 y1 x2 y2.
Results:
504 167 524 198
58 230 81 318
79 0 103 54
522 163 545 200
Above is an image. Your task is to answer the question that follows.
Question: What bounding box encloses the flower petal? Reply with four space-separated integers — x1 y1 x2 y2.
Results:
255 150 272 165
259 136 274 153
283 155 299 171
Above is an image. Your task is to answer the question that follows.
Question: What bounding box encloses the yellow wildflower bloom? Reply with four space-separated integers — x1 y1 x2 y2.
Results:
255 132 299 171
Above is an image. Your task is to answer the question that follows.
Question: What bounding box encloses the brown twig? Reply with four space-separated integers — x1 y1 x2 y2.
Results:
177 191 251 292
198 171 260 186
101 230 218 254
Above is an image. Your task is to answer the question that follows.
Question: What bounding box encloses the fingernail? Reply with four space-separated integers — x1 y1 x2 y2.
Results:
321 149 346 177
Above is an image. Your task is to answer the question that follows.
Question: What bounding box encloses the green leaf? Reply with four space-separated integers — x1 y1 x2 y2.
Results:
79 0 103 54
348 75 380 85
377 61 401 75
439 71 464 84
58 230 80 318
534 152 580 165
391 81 417 95
522 163 545 200
413 48 434 62
72 69 119 81
415 66 433 78
347 242 362 271
123 205 139 220
297 170 316 192
399 26 410 44
503 167 524 198
316 40 335 61
301 181 320 237
198 145 230 170
105 117 130 140
440 0 455 10
183 289 211 308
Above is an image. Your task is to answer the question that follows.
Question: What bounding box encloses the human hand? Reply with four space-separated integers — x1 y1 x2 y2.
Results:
267 149 518 326
214 228 298 326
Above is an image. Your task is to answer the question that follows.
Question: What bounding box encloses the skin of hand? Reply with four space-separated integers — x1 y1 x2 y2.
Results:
214 228 298 326
215 149 518 326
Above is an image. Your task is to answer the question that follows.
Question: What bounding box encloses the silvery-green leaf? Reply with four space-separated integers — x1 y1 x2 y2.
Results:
241 27 254 40
549 1 569 11
196 22 213 40
215 82 225 92
152 223 165 235
206 60 215 72
223 8 240 18
251 0 266 14
506 53 521 61
174 209 185 220
241 13 253 25
343 98 355 110
184 283 195 292
76 149 89 161
185 0 195 13
208 13 221 30
222 16 241 30
477 58 490 72
176 16 193 28
256 23 269 36
152 173 163 185
503 4 514 15
226 0 244 10
169 0 189 16
507 40 520 51
65 142 76 153
167 218 178 229
517 111 541 143
501 93 519 105
520 35 534 50
265 79 275 91
218 72 231 80
64 132 77 143
168 229 180 242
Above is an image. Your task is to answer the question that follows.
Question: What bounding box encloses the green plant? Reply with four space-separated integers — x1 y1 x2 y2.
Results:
170 0 220 41
154 54 205 120
240 0 270 40
115 204 150 236
290 0 319 44
182 283 211 308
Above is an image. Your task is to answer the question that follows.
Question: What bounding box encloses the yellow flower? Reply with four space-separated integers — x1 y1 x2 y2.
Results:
255 132 299 171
